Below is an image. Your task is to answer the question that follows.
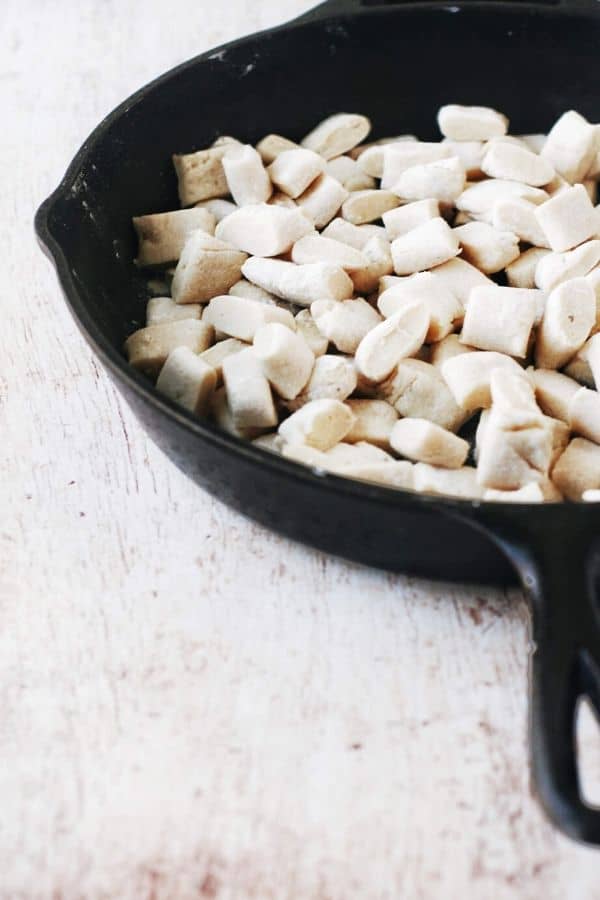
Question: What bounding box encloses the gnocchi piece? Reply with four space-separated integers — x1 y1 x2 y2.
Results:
335 461 415 490
125 319 214 378
378 272 462 343
552 437 600 500
383 358 469 432
199 338 247 383
586 124 600 179
534 184 597 252
301 113 372 161
211 387 263 441
578 332 600 386
391 157 466 204
268 148 325 199
311 298 382 354
454 221 520 274
534 278 595 368
325 155 376 192
477 406 553 491
279 398 356 450
381 142 453 190
171 232 247 304
583 489 600 502
563 352 594 388
195 199 238 223
242 257 353 305
290 442 351 472
378 275 404 295
350 235 394 294
390 217 461 276
341 189 399 225
324 442 394 467
506 248 551 289
430 334 476 369
203 295 295 342
456 179 548 221
534 240 600 292
294 309 329 357
222 347 277 429
441 140 486 179
289 355 358 409
291 234 369 274
133 207 216 267
354 138 415 175
413 464 484 499
146 297 202 326
354 301 430 382
519 134 547 154
321 217 386 249
229 279 279 306
344 399 398 448
222 144 272 206
215 203 313 256
461 285 538 358
437 104 508 141
296 174 349 228
256 134 299 164
569 386 600 444
252 432 286 453
426 257 491 310
492 198 551 249
390 418 469 468
441 351 524 410
173 139 238 206
528 367 581 422
488 366 540 412
354 134 417 169
269 192 298 210
382 199 440 241
253 323 315 400
481 140 555 186
541 110 597 184
155 346 217 415
281 443 335 469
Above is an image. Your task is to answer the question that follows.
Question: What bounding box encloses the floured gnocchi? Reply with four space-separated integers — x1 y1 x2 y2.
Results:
126 107 600 502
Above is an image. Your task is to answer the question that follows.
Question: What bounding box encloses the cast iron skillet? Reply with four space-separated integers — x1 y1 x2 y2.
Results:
35 0 600 843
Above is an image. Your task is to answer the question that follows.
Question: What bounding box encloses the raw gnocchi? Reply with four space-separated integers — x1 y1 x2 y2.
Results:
126 106 600 502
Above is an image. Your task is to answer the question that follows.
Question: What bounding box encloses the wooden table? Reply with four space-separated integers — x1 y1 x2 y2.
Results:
3 1 599 896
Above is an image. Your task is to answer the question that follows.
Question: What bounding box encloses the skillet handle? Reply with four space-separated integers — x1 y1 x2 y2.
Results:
465 505 600 844
524 534 600 843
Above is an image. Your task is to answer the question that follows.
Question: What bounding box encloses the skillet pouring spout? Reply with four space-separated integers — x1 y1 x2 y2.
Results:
450 500 600 844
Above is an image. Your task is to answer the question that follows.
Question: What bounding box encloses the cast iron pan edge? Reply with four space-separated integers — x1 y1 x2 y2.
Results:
35 0 600 844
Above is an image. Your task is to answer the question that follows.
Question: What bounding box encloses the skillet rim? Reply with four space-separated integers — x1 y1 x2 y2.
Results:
34 3 599 517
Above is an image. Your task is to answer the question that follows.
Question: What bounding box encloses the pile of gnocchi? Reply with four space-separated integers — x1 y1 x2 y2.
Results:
126 105 600 503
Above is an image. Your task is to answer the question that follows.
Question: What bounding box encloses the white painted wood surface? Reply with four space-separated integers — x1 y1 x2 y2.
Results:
2 1 600 896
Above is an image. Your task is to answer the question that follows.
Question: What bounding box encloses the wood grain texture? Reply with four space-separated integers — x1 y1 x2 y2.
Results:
2 0 600 896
